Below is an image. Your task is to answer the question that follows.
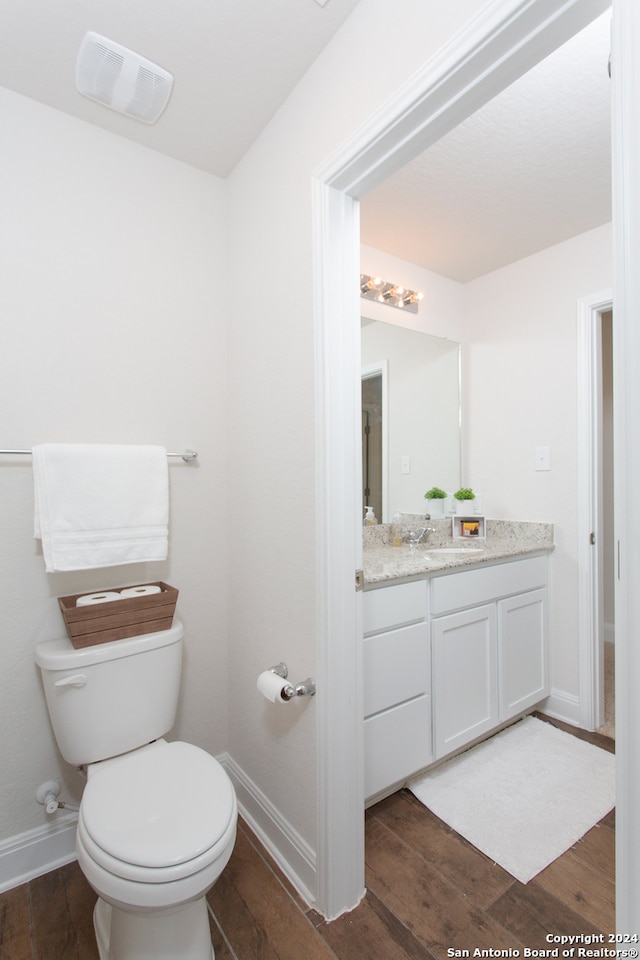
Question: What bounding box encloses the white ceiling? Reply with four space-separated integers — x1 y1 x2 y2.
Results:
0 0 361 179
360 11 612 283
0 3 611 283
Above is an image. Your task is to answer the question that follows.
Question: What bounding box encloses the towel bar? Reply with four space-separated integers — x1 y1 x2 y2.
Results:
0 448 198 462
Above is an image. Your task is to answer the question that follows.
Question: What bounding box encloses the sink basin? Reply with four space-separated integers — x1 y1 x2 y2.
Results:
426 546 484 554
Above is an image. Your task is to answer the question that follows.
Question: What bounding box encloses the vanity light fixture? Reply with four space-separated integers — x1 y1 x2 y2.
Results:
360 274 423 313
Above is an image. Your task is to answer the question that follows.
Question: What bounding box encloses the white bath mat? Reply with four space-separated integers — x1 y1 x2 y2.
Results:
409 716 615 883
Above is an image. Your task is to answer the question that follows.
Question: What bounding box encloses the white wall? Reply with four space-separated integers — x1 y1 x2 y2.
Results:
360 244 467 342
0 88 229 849
5 0 594 907
463 223 612 707
0 0 498 901
224 0 489 875
360 245 466 517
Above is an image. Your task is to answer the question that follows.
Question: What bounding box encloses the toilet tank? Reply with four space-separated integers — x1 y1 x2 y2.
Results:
35 620 183 766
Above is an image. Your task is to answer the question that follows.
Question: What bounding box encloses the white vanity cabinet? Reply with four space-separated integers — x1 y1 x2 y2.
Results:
430 555 549 760
362 552 549 800
363 580 432 799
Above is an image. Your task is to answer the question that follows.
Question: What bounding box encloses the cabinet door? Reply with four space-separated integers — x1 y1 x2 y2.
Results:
499 588 548 721
432 604 498 759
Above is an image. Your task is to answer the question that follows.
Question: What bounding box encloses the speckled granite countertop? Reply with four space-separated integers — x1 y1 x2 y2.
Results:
363 519 554 587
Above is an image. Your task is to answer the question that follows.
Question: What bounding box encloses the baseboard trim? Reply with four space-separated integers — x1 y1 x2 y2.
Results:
541 688 581 727
0 752 318 905
0 812 78 894
220 753 316 908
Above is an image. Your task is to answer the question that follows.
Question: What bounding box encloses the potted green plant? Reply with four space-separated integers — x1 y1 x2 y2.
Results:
424 486 447 517
453 487 476 515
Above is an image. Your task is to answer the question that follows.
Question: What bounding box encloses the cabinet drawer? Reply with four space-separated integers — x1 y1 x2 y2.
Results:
430 555 547 615
364 695 431 799
364 621 429 717
363 580 427 635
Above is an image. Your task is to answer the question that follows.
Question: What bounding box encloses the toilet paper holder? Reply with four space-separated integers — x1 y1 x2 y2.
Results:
267 663 316 699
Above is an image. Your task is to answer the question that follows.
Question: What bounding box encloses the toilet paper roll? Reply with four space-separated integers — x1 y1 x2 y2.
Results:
120 584 162 599
257 670 293 703
76 591 121 607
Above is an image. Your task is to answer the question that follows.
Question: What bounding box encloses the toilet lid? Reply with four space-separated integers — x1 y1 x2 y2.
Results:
80 741 235 869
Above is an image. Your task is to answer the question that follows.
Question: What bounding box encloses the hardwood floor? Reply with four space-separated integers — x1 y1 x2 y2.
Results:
0 720 615 960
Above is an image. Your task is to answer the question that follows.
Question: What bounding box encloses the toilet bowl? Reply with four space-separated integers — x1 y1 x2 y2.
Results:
76 740 237 960
35 620 238 960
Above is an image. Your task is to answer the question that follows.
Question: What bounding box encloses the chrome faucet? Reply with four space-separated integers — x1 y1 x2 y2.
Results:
404 526 437 545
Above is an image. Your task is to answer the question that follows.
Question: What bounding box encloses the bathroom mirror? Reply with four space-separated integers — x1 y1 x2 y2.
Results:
361 318 461 522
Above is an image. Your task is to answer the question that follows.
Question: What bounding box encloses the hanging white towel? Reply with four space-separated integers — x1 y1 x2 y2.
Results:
33 443 169 572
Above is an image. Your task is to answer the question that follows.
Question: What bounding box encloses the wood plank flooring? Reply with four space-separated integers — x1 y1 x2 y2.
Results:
0 718 615 960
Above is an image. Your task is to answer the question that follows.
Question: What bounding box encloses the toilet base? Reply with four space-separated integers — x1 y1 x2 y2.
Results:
93 896 215 960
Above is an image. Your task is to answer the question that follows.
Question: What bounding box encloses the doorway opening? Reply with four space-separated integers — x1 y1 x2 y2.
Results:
312 0 628 923
578 293 614 736
361 366 385 525
600 309 615 737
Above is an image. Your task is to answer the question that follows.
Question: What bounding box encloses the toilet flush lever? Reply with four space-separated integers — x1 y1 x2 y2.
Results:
54 674 87 688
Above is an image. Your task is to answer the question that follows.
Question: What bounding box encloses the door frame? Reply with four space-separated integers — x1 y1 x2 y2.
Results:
312 0 638 928
577 291 613 731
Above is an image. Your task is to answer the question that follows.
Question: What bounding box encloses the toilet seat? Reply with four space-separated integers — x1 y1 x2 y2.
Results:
79 740 236 884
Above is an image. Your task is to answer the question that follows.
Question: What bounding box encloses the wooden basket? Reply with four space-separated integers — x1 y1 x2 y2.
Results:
58 582 179 649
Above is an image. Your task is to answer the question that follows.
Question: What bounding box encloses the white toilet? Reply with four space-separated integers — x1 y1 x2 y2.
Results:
35 619 237 960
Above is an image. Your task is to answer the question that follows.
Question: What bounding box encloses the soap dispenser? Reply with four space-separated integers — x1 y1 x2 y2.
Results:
364 506 377 526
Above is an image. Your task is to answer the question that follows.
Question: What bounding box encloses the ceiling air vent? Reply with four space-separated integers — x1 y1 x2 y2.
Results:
76 32 173 124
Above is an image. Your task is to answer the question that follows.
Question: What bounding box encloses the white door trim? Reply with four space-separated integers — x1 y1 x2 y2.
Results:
611 0 640 933
312 181 365 919
312 0 631 923
577 291 612 731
